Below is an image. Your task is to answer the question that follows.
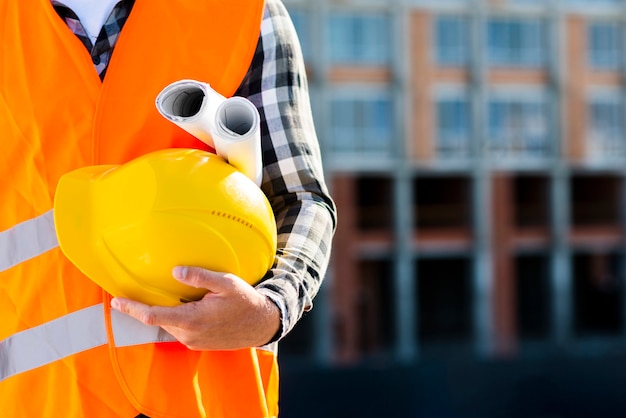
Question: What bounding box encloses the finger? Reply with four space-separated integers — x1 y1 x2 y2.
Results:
173 266 238 292
110 297 191 328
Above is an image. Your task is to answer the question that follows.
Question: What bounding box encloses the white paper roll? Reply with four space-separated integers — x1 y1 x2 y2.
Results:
213 97 262 186
155 80 263 186
155 80 225 148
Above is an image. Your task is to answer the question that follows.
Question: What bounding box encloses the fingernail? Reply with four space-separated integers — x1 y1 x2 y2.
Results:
111 298 120 310
173 266 188 280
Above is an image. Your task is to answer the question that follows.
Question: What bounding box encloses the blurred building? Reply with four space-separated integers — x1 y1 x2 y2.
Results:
280 0 626 365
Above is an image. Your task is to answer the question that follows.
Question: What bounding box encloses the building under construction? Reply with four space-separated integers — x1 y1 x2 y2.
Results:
278 2 626 415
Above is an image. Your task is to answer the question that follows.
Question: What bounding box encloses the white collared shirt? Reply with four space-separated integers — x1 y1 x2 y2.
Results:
59 0 119 43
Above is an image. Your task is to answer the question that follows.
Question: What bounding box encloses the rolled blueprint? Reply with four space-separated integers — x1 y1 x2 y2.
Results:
155 80 263 186
213 97 262 187
155 80 224 147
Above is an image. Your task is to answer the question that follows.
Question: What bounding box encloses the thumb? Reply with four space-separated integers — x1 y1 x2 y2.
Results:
172 266 234 293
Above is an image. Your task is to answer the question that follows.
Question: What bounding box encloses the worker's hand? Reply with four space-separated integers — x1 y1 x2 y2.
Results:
110 266 281 350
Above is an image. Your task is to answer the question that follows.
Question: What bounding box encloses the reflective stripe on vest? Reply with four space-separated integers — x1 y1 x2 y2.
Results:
0 210 278 384
0 304 176 383
2 0 276 414
0 210 58 272
0 213 176 382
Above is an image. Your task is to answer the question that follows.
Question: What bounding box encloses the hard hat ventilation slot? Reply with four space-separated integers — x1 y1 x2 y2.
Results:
211 210 253 229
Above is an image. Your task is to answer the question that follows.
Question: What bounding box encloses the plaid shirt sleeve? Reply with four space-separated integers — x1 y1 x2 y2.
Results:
235 0 337 342
54 0 337 343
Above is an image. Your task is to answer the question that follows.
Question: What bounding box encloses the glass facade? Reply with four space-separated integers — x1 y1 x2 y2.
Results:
288 10 311 62
435 15 468 66
588 21 622 70
330 92 394 156
436 94 471 159
328 13 391 66
587 94 626 158
487 93 549 158
487 18 546 68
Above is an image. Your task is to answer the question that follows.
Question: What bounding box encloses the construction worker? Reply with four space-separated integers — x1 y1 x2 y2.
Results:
0 0 336 417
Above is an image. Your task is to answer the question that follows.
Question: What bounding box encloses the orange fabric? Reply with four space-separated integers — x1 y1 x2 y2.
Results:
0 0 277 416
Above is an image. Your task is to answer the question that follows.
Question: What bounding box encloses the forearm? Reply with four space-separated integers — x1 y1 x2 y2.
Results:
256 196 336 341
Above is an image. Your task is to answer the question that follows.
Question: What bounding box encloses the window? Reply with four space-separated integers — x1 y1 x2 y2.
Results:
487 18 546 68
280 309 317 356
288 10 311 62
330 90 394 156
588 22 622 70
435 15 469 66
487 93 549 158
413 176 472 230
574 251 623 337
587 95 625 158
513 175 549 228
567 0 625 13
418 0 471 8
436 94 471 159
571 175 621 226
357 177 393 231
417 257 473 344
516 255 550 339
357 259 395 354
329 13 391 65
568 0 623 4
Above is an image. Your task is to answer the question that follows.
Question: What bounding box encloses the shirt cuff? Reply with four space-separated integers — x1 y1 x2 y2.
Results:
256 287 287 344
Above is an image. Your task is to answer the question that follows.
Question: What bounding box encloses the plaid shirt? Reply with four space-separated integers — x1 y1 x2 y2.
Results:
52 0 134 80
52 0 337 342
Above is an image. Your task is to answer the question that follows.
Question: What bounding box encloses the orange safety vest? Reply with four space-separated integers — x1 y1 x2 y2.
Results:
0 0 278 417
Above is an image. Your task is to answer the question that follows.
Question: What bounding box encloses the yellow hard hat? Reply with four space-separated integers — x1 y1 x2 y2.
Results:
54 148 277 306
